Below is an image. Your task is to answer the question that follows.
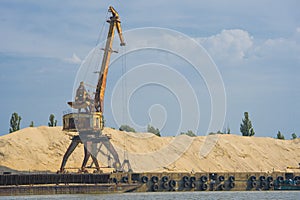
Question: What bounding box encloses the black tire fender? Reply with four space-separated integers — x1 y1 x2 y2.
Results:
218 175 225 182
152 184 159 192
201 183 208 190
162 176 169 182
141 176 148 183
200 175 208 183
251 181 257 188
219 184 225 190
277 176 284 183
268 182 274 188
122 176 128 183
259 176 266 181
190 176 196 182
182 176 189 182
184 181 189 188
162 181 169 189
267 176 273 182
250 176 256 182
229 176 235 182
112 177 118 183
169 180 176 188
190 181 196 188
151 176 158 183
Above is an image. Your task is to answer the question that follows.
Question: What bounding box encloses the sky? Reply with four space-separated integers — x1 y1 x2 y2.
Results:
0 0 300 138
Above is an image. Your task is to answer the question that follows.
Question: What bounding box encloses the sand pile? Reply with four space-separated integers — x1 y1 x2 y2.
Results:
0 126 83 172
0 126 299 173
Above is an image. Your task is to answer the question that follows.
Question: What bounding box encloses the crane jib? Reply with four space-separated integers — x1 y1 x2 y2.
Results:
95 7 125 113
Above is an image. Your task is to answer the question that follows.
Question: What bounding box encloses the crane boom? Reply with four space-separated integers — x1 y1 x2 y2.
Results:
95 6 125 113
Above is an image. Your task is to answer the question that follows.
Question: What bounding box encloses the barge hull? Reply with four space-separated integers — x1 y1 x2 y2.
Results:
0 171 299 195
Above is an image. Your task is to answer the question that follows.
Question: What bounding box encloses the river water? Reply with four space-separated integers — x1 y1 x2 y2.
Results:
0 191 299 200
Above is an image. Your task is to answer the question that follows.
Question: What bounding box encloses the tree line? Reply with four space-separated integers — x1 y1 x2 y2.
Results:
239 112 297 140
8 112 58 133
7 111 299 139
118 111 298 139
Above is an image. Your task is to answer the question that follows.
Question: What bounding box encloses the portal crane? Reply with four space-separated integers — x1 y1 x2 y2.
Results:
59 6 125 173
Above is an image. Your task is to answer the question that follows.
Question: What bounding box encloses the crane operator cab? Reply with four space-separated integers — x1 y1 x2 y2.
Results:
75 82 90 106
70 81 93 113
63 81 104 133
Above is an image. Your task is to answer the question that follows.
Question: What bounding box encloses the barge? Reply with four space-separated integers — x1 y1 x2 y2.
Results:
1 171 299 195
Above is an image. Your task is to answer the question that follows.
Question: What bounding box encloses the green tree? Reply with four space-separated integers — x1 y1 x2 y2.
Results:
226 126 231 134
180 130 196 137
119 125 136 132
29 121 34 127
147 124 161 137
240 112 255 136
9 112 22 133
48 114 57 127
277 131 285 140
291 133 297 140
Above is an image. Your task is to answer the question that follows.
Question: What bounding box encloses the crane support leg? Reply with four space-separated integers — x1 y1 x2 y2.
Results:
81 141 100 172
102 139 121 170
59 135 81 173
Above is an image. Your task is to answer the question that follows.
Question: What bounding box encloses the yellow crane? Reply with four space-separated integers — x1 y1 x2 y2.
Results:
59 6 125 173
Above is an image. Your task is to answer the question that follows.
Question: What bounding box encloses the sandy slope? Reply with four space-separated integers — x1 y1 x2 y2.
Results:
0 126 299 173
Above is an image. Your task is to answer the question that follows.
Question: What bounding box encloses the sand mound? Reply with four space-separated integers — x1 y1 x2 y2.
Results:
0 126 299 173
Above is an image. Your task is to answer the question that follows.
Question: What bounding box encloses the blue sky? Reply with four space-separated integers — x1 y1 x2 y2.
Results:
0 0 300 138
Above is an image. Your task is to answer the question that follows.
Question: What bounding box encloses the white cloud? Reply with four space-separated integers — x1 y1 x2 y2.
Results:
196 28 300 69
252 32 300 64
197 29 254 65
64 53 82 64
